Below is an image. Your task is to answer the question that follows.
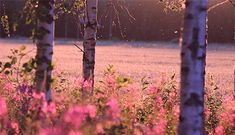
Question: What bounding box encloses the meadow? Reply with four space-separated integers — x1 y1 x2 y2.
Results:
0 39 234 134
0 39 234 93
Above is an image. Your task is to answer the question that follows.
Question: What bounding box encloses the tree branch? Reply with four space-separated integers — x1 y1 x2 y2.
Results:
73 43 85 53
208 0 229 12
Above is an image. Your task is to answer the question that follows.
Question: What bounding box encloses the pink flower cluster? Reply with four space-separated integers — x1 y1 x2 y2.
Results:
64 105 96 128
0 97 7 116
106 98 120 120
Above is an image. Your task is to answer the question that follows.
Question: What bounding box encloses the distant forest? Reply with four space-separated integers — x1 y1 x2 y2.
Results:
0 0 234 43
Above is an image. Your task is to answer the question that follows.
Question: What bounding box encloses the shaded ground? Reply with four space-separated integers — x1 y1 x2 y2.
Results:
0 39 234 94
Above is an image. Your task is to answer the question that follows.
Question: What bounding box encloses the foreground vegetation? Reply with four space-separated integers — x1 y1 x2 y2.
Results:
0 46 234 135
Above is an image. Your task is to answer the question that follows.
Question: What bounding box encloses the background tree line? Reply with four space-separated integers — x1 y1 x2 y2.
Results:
0 0 234 43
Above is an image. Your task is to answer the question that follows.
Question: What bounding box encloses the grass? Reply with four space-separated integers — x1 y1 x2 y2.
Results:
0 38 234 94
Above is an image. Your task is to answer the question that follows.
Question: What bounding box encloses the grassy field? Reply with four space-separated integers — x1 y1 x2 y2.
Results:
0 39 234 94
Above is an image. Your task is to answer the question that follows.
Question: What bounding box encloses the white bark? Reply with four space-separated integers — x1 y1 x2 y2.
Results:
35 0 54 102
83 0 98 92
179 0 208 134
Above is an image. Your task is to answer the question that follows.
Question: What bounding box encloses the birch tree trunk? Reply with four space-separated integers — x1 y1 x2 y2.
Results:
35 0 54 102
83 0 98 92
179 0 208 134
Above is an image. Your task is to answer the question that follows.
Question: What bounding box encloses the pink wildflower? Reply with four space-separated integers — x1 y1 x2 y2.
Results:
10 122 19 134
74 77 93 92
159 108 166 117
3 82 14 91
42 102 57 115
85 105 96 118
13 94 20 101
32 92 45 100
69 130 83 135
215 126 224 135
155 96 163 106
105 74 116 89
224 95 233 102
83 80 92 90
74 77 84 88
106 98 120 120
0 97 7 116
64 106 86 128
205 108 211 118
147 85 157 94
38 128 61 135
173 105 180 116
96 124 104 134
153 119 167 135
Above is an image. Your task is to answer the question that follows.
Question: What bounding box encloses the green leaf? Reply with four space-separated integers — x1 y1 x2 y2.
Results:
20 45 26 51
11 57 17 64
4 62 12 68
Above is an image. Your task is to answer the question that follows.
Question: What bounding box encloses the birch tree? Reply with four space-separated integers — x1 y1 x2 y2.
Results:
179 0 208 134
83 0 98 92
35 0 54 102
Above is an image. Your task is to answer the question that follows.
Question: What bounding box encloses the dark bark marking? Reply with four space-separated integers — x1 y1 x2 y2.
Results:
181 66 190 76
199 6 207 12
179 115 185 122
184 93 203 106
180 52 185 57
185 13 193 20
87 37 95 41
185 1 191 7
188 28 199 58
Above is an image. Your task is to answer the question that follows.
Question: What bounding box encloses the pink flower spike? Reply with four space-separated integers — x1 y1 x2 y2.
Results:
3 82 14 91
38 128 62 135
215 126 225 135
106 98 120 120
86 105 96 118
83 80 92 89
96 124 104 134
32 92 45 100
74 77 84 88
147 85 157 94
0 97 7 116
224 95 233 102
42 102 56 114
153 119 167 134
13 94 20 101
10 122 19 134
64 106 86 128
69 131 83 135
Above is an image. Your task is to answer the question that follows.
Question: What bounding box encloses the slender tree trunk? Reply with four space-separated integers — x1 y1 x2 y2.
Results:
234 69 235 96
83 0 98 93
108 8 113 40
64 14 68 38
76 22 80 40
179 0 208 134
35 0 54 102
0 0 5 38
